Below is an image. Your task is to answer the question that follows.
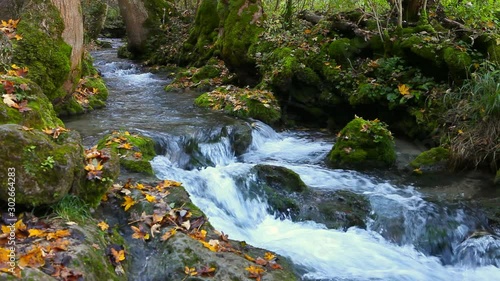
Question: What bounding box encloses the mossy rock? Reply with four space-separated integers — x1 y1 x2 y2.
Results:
0 124 84 207
0 215 127 280
328 116 396 169
97 180 298 281
0 76 63 129
97 131 156 175
194 86 281 125
409 147 450 173
443 47 472 75
253 164 308 193
12 1 72 104
77 148 120 207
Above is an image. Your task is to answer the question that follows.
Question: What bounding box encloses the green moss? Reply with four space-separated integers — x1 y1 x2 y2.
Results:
487 42 500 63
181 0 220 65
192 65 220 82
0 77 63 129
194 87 281 125
217 0 264 69
328 116 396 169
13 2 72 103
400 35 440 62
443 47 472 74
410 147 450 168
97 131 156 175
327 38 354 65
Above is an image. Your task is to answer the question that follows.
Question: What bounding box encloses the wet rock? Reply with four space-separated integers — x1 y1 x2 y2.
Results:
97 179 299 281
223 121 253 156
0 124 84 207
250 164 371 229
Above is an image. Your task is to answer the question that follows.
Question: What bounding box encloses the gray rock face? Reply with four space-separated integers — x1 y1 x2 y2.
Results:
0 124 84 206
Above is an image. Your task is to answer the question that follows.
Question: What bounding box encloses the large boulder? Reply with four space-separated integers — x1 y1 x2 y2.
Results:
97 179 299 280
0 124 84 207
328 116 396 169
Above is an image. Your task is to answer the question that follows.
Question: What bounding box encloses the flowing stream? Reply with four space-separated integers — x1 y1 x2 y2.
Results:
65 40 500 281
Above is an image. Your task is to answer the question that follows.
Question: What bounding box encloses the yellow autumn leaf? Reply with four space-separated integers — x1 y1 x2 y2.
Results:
184 266 197 276
14 34 22 40
264 252 276 261
28 229 46 238
122 196 136 211
144 194 156 203
46 229 71 240
118 142 133 150
97 221 109 231
135 183 145 190
413 167 423 175
398 84 410 95
458 129 464 135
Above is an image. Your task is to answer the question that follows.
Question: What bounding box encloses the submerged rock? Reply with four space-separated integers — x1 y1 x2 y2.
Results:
328 116 396 169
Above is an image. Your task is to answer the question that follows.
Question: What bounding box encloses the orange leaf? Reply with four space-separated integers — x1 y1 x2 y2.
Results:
118 142 133 150
111 248 125 263
18 247 45 268
50 239 70 251
160 228 177 241
255 257 267 266
131 225 150 241
244 254 255 262
46 229 71 240
264 252 276 261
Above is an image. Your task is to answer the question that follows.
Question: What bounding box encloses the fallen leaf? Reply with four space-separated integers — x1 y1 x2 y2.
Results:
122 196 136 211
184 266 197 276
110 248 125 263
18 246 45 268
160 228 177 241
46 229 71 240
97 221 109 231
131 225 150 241
398 84 410 96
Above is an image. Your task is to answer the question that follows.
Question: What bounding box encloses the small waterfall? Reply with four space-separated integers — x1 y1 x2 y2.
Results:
65 43 500 281
151 122 500 281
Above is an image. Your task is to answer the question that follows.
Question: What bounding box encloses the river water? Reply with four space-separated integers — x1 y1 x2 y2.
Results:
64 40 500 281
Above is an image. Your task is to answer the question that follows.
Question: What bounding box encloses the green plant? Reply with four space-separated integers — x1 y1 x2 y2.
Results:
51 194 91 223
40 155 55 171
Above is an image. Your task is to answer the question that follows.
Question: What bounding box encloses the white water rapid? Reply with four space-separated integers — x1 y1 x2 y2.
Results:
152 121 500 281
